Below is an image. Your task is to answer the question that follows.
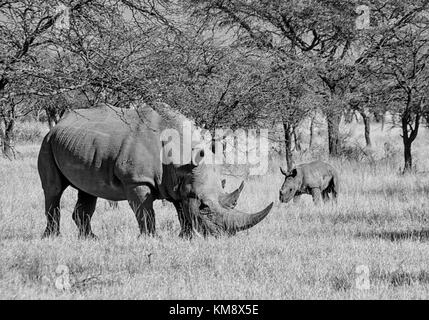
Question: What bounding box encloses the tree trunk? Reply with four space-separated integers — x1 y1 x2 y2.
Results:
0 128 4 152
403 140 412 172
2 118 15 159
293 127 302 152
360 111 372 147
283 120 293 170
309 116 314 148
327 111 341 156
401 108 420 173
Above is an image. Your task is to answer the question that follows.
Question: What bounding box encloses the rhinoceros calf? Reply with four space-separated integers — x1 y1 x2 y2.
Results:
279 161 339 204
37 103 272 239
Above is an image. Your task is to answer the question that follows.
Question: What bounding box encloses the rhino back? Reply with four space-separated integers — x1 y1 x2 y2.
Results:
47 105 163 200
298 161 336 190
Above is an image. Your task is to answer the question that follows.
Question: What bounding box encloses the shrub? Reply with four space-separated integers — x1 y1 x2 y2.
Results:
14 121 48 143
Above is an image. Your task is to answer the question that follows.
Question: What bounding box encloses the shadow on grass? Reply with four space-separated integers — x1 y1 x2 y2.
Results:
356 229 429 242
375 270 429 287
0 233 36 241
362 184 429 198
330 275 353 292
331 211 396 225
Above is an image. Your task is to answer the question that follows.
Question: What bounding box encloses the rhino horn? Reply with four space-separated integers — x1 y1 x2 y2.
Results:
218 181 244 209
206 198 273 233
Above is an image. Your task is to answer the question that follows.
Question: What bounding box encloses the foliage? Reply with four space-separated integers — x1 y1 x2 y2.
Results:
1 0 429 170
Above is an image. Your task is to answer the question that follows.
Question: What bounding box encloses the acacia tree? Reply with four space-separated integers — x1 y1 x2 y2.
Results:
352 102 373 148
181 0 367 157
354 0 429 171
150 15 320 168
348 79 375 148
0 0 177 155
368 30 429 171
264 58 317 169
0 1 104 155
184 0 429 159
142 15 277 130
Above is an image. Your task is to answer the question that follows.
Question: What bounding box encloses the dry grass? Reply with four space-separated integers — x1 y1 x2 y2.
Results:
1 121 429 299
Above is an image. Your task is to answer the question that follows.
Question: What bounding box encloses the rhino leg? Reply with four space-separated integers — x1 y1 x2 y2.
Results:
173 201 193 239
324 177 338 203
72 190 98 239
311 188 322 204
332 190 338 201
39 142 69 238
331 184 338 201
127 185 156 236
42 193 66 238
322 190 330 202
106 200 119 210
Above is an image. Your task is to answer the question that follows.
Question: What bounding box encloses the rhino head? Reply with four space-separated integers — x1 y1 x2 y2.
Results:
279 167 303 203
175 163 272 237
160 115 272 237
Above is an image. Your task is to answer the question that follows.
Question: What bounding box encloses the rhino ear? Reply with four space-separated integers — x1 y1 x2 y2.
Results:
280 167 288 176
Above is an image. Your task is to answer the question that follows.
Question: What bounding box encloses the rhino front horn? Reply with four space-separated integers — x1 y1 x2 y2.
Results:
207 199 273 233
225 202 273 232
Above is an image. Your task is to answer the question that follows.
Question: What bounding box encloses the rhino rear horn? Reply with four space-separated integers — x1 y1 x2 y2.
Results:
219 181 245 209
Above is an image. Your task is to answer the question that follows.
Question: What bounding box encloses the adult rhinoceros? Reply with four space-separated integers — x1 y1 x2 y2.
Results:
279 160 339 204
38 103 272 239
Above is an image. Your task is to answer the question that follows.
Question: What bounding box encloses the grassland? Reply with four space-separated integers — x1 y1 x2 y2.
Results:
1 120 429 299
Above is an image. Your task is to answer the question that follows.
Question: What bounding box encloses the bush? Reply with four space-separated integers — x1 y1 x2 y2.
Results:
14 121 48 143
337 143 375 162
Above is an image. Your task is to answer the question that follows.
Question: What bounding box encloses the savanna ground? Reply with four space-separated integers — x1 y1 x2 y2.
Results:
1 119 429 299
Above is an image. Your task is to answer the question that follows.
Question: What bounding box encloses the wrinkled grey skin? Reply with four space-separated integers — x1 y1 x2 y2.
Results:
38 104 272 239
279 161 339 204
